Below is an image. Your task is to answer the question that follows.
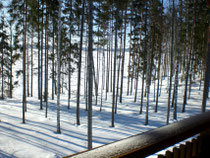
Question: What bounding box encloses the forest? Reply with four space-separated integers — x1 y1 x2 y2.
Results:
0 0 209 157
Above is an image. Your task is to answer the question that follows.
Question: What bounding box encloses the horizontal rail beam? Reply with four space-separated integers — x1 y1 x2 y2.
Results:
64 111 210 158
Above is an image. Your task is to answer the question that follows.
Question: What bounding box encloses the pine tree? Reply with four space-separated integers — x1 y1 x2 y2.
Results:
202 5 210 112
155 0 163 113
0 17 10 99
22 0 28 123
76 0 85 126
87 0 93 149
111 0 119 127
57 0 62 134
166 0 175 125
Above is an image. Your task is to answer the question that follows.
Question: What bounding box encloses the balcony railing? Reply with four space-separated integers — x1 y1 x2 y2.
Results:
64 111 210 158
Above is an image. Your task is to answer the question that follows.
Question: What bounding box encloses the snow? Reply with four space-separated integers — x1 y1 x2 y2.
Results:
0 51 209 158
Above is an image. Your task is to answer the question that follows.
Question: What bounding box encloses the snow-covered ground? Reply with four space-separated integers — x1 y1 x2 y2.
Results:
0 51 209 158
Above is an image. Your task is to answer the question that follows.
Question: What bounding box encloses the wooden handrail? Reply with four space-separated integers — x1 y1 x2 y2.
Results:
64 111 210 158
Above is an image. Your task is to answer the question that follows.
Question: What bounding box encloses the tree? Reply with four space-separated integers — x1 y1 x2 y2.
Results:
182 0 196 112
40 0 44 110
140 0 148 114
57 0 61 134
76 0 85 126
87 0 93 149
155 0 163 113
166 0 175 125
22 0 28 123
119 4 128 103
202 13 210 112
111 0 119 127
0 17 10 99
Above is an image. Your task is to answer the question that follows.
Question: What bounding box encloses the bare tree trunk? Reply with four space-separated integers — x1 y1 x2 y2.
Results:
105 30 110 100
140 3 148 114
111 0 119 127
37 0 40 100
145 20 153 125
22 0 28 123
1 21 4 99
119 8 127 103
68 20 72 109
100 49 105 111
182 0 196 112
202 23 210 112
153 68 156 102
31 32 33 97
52 21 55 100
115 29 123 113
134 14 143 103
130 49 135 95
127 21 132 96
87 0 93 149
110 19 113 93
27 37 30 97
45 9 49 118
9 22 13 98
76 0 85 125
95 25 100 105
57 0 62 134
155 0 163 112
166 0 175 125
173 0 182 120
40 0 44 110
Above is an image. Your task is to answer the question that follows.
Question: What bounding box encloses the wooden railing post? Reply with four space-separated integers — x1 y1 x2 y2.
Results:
180 144 186 158
185 141 192 158
200 128 210 157
173 147 180 158
192 138 198 156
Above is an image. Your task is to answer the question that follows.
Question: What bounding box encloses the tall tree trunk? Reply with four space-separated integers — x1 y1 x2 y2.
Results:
182 0 196 112
115 29 123 113
111 0 119 127
202 21 210 112
27 37 29 97
1 25 4 99
166 0 175 125
134 14 143 103
84 27 88 110
153 68 156 102
9 22 13 98
40 0 44 110
52 21 55 100
130 49 135 95
76 0 85 125
95 25 100 105
145 21 154 125
155 0 163 112
105 30 110 100
68 15 72 109
31 32 33 97
22 0 28 123
45 9 48 118
173 0 182 120
87 0 93 149
127 21 132 96
119 8 127 103
110 19 113 93
37 0 40 100
100 49 105 111
44 7 47 102
57 0 62 134
140 3 148 114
